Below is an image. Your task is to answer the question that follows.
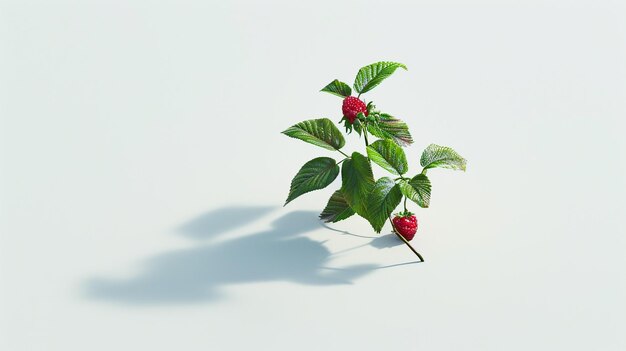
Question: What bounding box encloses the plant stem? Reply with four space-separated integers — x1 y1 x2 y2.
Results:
363 122 370 147
389 216 424 262
337 158 347 165
337 149 350 158
403 196 408 212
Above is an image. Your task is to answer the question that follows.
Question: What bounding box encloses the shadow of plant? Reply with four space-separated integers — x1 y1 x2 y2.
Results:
85 209 378 305
178 205 274 240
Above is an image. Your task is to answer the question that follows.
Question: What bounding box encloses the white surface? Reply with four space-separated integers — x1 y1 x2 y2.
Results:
1 0 626 350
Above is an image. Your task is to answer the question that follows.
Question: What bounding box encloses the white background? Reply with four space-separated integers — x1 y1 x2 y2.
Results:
1 0 625 350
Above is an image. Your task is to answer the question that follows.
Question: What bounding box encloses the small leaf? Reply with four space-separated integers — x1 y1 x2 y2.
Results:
366 177 402 233
321 79 352 98
367 114 413 146
282 118 346 151
352 119 363 136
341 152 375 218
366 139 408 175
420 144 467 171
366 101 376 114
398 174 432 208
354 61 407 94
319 190 355 223
285 157 339 205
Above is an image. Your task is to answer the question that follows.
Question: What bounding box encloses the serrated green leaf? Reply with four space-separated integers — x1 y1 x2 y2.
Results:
354 61 407 94
366 177 402 233
367 114 413 146
420 144 467 171
341 152 375 218
285 157 339 205
398 174 432 208
282 118 346 151
320 79 352 98
366 139 408 175
319 190 355 223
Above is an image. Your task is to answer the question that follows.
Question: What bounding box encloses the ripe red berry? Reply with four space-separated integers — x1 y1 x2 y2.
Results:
392 214 418 241
342 96 368 123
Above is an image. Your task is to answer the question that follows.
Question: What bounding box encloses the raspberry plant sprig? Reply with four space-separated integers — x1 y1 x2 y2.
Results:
282 61 466 261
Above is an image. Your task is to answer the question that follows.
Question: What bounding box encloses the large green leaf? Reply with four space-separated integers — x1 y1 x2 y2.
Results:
354 61 407 94
319 189 355 223
366 139 408 175
366 177 402 233
285 157 339 205
398 174 432 208
341 152 375 218
320 79 352 98
282 118 346 151
367 114 413 146
420 144 467 171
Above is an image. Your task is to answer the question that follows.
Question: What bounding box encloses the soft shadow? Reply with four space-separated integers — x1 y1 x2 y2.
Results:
85 210 377 305
370 234 404 249
376 261 421 268
179 205 275 240
320 222 377 239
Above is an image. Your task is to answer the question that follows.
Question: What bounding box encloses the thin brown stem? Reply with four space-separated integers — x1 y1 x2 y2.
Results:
389 216 424 262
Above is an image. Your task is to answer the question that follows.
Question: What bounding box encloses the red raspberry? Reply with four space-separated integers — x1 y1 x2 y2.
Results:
392 215 418 241
342 96 368 123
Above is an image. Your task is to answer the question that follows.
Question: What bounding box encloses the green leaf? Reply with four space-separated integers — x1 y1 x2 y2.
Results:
354 61 407 94
366 177 402 233
367 114 413 146
341 152 375 218
398 174 432 208
285 157 339 205
282 118 346 151
420 144 467 171
352 119 363 136
366 139 408 175
366 101 376 114
319 190 355 223
320 79 352 98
